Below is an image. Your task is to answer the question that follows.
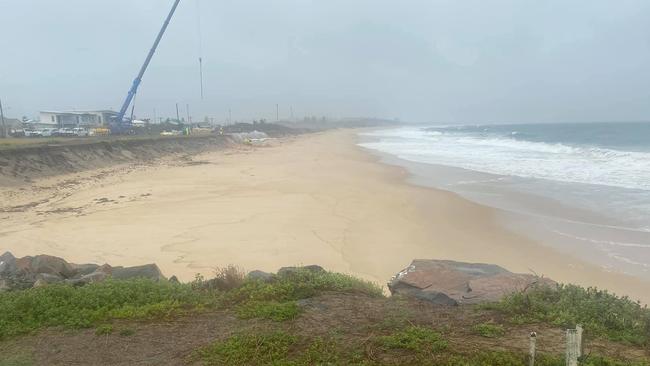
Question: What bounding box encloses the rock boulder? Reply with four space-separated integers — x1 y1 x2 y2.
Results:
0 251 168 290
247 270 275 282
0 252 17 275
16 254 76 278
388 259 555 305
111 264 166 281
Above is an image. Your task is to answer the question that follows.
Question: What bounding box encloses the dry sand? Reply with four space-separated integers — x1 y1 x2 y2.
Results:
1 129 648 301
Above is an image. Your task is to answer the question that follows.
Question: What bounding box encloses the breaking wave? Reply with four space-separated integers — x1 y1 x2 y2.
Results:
360 127 650 191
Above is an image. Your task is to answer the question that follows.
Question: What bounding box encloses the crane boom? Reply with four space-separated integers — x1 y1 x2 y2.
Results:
115 0 181 125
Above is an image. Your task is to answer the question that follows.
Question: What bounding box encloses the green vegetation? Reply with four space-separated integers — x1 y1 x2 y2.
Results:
301 336 366 365
94 324 113 336
576 355 650 366
473 322 506 338
445 352 650 366
195 265 246 291
0 267 382 340
377 326 447 354
2 268 649 365
444 351 531 366
196 331 297 366
485 284 650 345
221 268 383 305
194 330 649 366
196 332 371 366
0 279 215 340
223 268 380 323
235 301 301 321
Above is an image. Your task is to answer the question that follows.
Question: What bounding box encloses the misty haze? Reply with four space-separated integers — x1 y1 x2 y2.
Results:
0 1 649 365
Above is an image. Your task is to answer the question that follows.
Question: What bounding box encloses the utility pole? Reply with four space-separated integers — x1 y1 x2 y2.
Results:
176 103 180 123
0 98 6 138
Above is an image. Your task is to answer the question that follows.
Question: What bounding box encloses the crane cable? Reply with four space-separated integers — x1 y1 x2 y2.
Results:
196 0 204 99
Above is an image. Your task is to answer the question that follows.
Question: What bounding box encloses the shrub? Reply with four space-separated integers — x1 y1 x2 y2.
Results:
224 268 383 305
484 284 650 345
378 326 447 354
300 336 366 365
473 322 505 338
578 355 650 366
0 279 215 340
196 331 297 365
444 351 528 366
95 324 113 336
211 265 246 291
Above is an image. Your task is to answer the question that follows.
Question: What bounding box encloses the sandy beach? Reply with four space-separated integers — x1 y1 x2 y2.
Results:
1 129 648 302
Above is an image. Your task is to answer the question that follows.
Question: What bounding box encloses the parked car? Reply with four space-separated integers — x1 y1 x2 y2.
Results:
54 128 75 137
24 129 42 137
40 128 57 137
89 128 111 136
72 128 89 137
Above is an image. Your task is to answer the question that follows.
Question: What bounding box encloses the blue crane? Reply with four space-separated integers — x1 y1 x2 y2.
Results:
112 0 181 133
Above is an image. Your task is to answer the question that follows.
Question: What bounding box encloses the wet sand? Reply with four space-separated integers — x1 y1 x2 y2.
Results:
1 129 648 302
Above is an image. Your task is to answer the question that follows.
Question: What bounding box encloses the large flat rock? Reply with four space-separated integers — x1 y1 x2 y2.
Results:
388 259 555 305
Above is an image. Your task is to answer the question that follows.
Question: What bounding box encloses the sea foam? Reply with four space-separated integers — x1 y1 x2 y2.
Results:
360 127 650 191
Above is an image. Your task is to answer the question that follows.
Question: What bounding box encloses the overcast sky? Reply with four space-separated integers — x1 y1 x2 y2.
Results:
1 0 649 123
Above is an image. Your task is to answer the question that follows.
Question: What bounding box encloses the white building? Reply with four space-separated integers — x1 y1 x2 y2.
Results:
39 110 117 128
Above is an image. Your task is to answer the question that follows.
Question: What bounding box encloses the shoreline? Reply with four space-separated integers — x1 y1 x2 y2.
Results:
1 128 648 302
364 146 650 281
355 130 650 302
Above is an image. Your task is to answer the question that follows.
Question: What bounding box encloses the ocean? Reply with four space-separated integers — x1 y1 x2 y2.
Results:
359 122 650 280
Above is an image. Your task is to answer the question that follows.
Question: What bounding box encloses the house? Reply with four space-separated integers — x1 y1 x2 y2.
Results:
39 110 118 128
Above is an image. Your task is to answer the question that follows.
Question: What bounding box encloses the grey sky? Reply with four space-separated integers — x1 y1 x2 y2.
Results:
1 0 649 123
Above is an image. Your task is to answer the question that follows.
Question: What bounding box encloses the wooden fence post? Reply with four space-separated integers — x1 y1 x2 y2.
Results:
529 331 537 366
566 328 579 366
576 324 583 357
